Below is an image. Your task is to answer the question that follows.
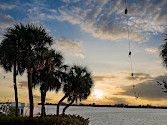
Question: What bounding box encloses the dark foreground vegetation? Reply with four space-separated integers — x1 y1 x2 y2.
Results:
0 113 89 125
0 105 89 125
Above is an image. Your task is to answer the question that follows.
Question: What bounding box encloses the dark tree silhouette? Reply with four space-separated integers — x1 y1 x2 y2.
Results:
55 65 69 116
56 65 94 116
32 50 64 118
160 34 167 68
0 28 25 117
157 80 167 93
1 23 53 117
158 34 167 93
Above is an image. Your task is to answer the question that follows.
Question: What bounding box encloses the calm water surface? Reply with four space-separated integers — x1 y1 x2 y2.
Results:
42 105 167 125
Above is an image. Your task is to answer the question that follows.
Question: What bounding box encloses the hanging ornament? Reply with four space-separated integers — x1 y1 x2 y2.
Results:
125 0 139 99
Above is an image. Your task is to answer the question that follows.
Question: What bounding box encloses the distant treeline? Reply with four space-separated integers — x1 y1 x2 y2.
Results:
1 102 166 109
38 103 167 109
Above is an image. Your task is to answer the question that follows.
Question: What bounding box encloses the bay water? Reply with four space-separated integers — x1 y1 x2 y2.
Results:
42 105 167 125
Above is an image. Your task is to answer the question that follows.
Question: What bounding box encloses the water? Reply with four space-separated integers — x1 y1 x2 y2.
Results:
43 105 167 125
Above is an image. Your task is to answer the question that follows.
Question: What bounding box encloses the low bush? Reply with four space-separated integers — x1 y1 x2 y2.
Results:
0 114 89 125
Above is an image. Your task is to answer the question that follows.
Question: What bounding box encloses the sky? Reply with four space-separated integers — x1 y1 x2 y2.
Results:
0 0 167 106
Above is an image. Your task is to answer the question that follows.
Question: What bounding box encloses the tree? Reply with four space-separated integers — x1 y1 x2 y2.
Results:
157 80 167 93
32 50 64 118
0 28 25 117
158 34 167 93
1 23 53 117
160 34 167 68
56 65 69 116
56 65 94 116
22 24 53 117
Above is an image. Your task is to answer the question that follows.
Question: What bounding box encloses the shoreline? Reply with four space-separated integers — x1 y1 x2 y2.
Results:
43 103 167 109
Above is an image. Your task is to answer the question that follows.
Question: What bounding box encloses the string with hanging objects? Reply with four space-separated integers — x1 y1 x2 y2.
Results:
124 0 139 99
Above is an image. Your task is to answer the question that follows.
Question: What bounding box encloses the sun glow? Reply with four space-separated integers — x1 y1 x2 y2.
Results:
93 89 104 99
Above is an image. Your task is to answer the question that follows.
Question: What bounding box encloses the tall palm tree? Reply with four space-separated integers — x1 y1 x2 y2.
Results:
32 50 64 118
1 23 53 117
0 30 25 117
22 24 53 117
160 34 167 67
56 65 94 116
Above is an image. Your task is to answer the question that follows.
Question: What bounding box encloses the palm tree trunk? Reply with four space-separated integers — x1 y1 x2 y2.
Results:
13 62 19 117
41 88 46 118
27 68 33 118
62 96 75 115
57 93 68 116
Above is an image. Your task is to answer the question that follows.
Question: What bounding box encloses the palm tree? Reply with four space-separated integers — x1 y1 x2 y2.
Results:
1 23 53 117
56 65 94 116
158 34 167 93
56 65 69 116
22 24 53 117
160 34 167 67
0 29 25 117
32 50 64 118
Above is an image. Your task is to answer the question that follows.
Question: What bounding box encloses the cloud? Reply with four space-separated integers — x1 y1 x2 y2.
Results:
55 0 167 42
34 95 52 101
125 73 152 81
53 36 84 59
5 0 164 43
23 1 57 24
93 75 116 82
145 48 158 54
0 4 16 10
18 81 41 90
155 60 162 64
1 0 166 43
0 14 13 29
105 96 129 104
18 81 27 89
0 14 14 41
61 0 80 3
93 72 152 84
0 1 57 24
116 75 167 101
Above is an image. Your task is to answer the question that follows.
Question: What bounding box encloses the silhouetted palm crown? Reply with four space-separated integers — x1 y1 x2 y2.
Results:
0 28 25 74
63 65 93 102
32 50 64 92
0 23 53 70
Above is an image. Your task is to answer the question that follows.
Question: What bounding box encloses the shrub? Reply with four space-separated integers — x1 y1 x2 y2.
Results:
0 114 89 125
0 103 11 115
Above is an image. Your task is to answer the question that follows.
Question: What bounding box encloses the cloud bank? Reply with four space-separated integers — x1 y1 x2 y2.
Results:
1 0 167 43
56 0 167 42
116 75 167 101
53 36 84 58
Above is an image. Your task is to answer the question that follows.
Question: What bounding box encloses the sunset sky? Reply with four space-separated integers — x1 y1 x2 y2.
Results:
0 0 167 106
